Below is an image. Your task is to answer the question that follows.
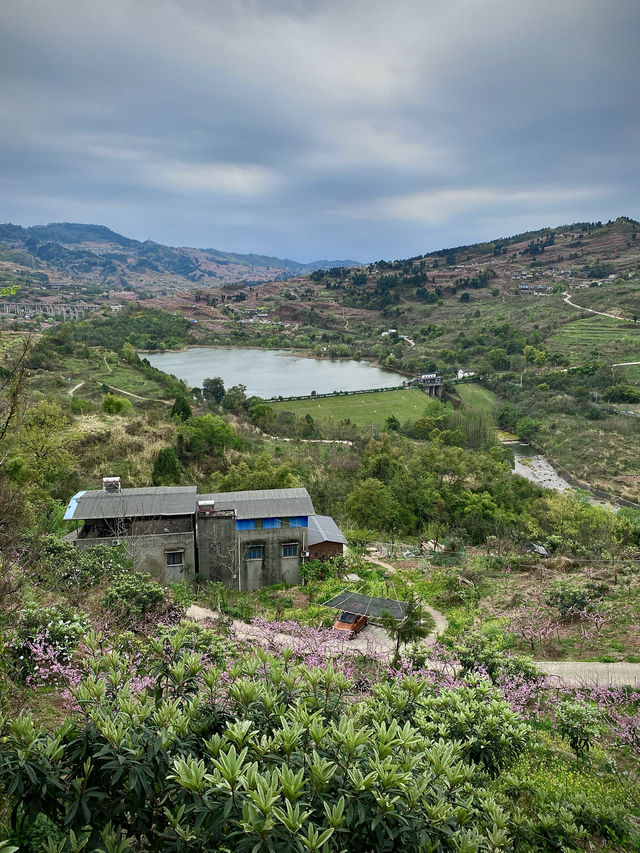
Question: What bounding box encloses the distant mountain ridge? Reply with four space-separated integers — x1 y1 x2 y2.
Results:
0 222 361 282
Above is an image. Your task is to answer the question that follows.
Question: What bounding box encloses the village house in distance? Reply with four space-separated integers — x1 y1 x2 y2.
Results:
64 478 346 589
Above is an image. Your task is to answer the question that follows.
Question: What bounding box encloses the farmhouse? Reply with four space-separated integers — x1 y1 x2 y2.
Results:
196 488 314 589
456 366 475 380
64 479 345 590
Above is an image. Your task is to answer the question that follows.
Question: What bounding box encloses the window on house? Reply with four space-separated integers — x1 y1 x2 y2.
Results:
166 550 184 567
282 543 298 557
247 545 263 560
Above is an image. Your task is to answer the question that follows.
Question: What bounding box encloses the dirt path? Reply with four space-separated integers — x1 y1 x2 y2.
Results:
188 551 449 654
103 355 113 373
363 554 448 639
563 292 631 321
264 435 355 447
107 385 169 404
68 381 84 396
187 605 414 657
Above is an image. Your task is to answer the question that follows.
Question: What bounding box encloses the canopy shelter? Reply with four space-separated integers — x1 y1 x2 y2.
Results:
322 591 408 620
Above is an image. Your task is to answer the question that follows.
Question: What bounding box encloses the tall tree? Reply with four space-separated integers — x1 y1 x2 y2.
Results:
202 376 226 404
171 396 192 422
0 335 32 469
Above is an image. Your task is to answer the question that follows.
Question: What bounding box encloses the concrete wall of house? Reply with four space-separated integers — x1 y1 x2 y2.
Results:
76 530 196 584
196 514 238 587
308 541 344 560
196 516 307 590
236 527 306 590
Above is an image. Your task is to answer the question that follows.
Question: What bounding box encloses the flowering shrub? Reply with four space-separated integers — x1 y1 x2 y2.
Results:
2 645 634 852
0 653 522 852
8 604 89 680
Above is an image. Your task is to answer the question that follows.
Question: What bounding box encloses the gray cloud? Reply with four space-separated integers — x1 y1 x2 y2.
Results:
0 0 638 260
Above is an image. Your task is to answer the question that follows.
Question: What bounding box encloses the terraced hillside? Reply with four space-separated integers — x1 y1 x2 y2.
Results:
547 316 640 365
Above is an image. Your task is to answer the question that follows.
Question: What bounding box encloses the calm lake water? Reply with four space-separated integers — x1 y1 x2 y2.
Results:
142 347 404 398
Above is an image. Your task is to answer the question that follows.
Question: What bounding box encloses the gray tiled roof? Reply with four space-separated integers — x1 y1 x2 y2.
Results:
197 487 314 520
65 486 197 520
308 515 347 547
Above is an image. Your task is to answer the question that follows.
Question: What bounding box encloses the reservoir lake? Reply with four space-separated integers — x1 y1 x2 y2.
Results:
142 347 404 398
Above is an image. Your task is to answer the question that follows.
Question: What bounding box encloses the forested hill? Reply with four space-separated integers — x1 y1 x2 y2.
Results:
0 221 361 294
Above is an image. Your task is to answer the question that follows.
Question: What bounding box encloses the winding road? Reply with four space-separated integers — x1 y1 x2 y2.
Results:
563 291 633 322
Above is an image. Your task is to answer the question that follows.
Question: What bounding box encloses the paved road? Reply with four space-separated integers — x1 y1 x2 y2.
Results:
186 606 640 686
537 661 640 688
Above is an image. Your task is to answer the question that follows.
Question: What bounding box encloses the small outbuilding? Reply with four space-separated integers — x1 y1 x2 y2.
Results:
307 514 348 560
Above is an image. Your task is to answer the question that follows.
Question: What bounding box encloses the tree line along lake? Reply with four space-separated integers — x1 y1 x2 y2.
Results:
142 346 404 399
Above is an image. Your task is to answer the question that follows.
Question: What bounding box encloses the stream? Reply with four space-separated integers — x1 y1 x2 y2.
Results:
510 443 612 507
511 444 573 491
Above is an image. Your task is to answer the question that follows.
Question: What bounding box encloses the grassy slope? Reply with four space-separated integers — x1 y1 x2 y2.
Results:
454 383 498 413
29 348 170 405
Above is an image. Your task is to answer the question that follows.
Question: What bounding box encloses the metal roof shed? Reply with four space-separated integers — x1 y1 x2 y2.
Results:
323 591 408 620
308 515 347 547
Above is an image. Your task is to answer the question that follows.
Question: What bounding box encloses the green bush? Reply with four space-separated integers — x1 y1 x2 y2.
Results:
394 676 529 775
545 582 602 618
0 657 521 851
152 446 182 486
555 699 602 758
102 572 166 619
102 393 133 415
69 395 93 414
299 556 344 582
37 537 128 591
450 631 540 683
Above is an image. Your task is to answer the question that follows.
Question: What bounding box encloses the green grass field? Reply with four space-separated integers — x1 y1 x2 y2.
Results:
271 388 430 428
455 382 498 413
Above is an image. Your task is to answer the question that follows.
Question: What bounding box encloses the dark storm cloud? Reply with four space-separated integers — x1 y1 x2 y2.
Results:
0 0 639 260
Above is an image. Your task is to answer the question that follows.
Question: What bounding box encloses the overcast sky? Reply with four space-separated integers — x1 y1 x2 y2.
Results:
1 0 638 262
